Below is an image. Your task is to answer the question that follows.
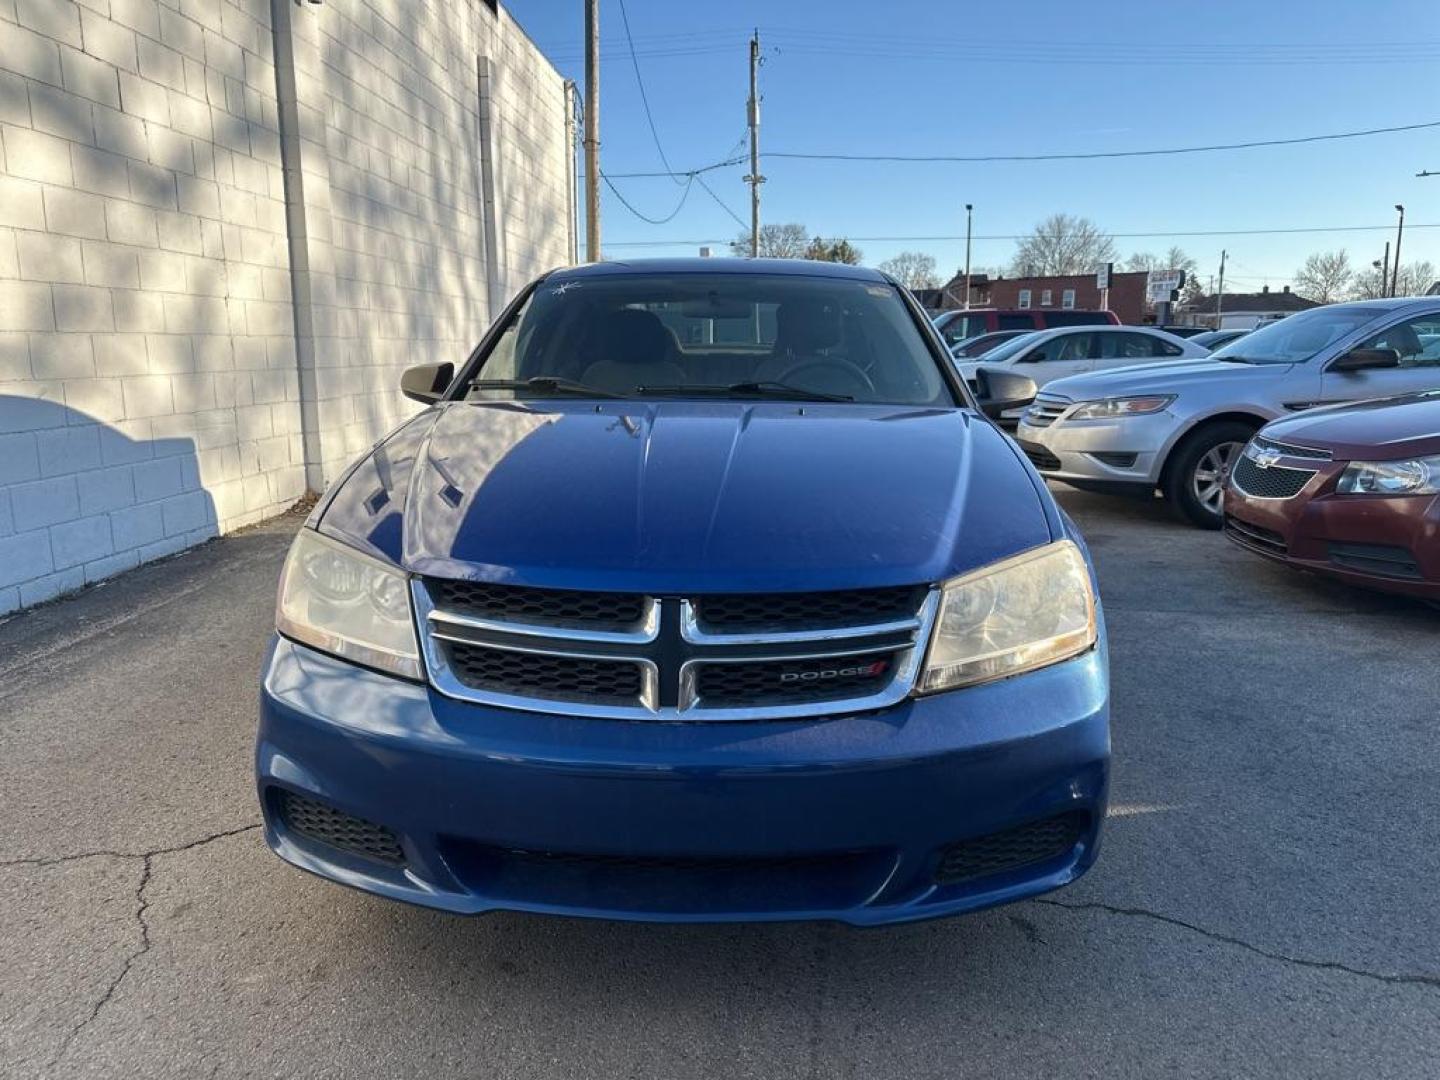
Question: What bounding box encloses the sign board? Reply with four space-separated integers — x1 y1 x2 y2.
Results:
1146 269 1186 303
1096 263 1113 290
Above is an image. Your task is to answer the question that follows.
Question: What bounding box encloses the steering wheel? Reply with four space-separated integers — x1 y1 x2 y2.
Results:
775 359 876 399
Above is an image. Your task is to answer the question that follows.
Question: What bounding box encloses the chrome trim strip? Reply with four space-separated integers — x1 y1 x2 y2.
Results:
423 593 660 645
415 584 661 717
678 598 921 646
677 589 939 719
412 580 942 722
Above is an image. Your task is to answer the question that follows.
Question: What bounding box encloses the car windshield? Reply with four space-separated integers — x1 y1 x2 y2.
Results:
972 331 1042 364
1208 306 1392 365
465 272 954 405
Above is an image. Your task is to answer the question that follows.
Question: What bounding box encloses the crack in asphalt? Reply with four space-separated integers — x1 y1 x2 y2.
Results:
0 823 262 870
11 824 264 1071
1035 898 1440 991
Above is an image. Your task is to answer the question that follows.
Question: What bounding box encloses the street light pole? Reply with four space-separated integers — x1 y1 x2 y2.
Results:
1391 204 1406 297
962 204 973 310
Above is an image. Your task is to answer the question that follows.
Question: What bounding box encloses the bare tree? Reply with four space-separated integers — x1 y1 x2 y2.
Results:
729 223 810 258
877 251 939 288
1352 259 1439 299
1393 259 1437 298
1294 250 1353 303
1011 214 1117 276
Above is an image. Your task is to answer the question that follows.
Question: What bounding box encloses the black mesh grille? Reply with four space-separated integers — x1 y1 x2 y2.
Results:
1224 515 1288 555
1018 439 1062 471
694 587 922 631
935 812 1087 884
427 579 645 629
444 641 643 703
1231 455 1315 499
278 790 404 865
694 651 897 706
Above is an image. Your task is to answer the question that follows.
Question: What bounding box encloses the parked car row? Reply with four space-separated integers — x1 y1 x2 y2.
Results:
974 298 1440 603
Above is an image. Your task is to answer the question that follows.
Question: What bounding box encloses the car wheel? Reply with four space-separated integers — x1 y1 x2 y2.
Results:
1163 421 1256 529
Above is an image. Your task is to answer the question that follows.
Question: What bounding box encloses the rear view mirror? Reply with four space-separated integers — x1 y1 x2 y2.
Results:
972 367 1038 420
1331 347 1401 372
680 297 753 319
401 362 454 404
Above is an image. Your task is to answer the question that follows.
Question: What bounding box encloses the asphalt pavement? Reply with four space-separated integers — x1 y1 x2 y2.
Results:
2 488 1438 1079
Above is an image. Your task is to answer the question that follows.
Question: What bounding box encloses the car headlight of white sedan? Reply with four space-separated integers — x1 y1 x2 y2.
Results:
1336 455 1440 496
1065 395 1175 421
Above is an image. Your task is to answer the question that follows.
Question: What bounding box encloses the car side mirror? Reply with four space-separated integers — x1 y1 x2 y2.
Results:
972 366 1038 420
1331 346 1401 372
401 361 454 404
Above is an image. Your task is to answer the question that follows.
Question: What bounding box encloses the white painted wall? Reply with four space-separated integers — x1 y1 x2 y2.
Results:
0 0 571 614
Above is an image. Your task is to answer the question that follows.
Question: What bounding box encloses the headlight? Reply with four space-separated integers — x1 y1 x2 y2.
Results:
1336 455 1440 496
1067 395 1175 421
918 540 1097 694
275 529 422 679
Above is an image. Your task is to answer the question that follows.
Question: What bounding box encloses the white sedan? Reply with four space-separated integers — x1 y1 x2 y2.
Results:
956 326 1212 425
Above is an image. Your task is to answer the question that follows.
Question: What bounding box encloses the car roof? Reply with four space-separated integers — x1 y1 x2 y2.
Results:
544 257 889 283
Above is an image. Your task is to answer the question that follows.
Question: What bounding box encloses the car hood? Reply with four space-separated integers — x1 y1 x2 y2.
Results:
317 400 1055 592
1262 389 1440 459
1039 358 1293 401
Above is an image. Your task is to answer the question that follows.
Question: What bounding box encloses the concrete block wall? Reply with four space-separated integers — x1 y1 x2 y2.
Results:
0 0 572 614
283 0 572 483
0 0 305 614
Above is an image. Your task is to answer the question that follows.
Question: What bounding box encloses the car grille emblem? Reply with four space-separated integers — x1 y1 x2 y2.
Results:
1250 447 1282 470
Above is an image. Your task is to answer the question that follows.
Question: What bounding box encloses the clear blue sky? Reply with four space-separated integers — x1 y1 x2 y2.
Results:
506 0 1440 291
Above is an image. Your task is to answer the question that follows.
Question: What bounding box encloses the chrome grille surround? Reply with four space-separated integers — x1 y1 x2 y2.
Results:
1021 394 1072 429
1250 434 1332 461
415 580 940 721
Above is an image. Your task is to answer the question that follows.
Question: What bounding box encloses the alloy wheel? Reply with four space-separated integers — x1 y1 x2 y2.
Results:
1191 441 1243 514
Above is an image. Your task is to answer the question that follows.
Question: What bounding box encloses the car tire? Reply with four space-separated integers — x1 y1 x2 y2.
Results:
1163 421 1256 529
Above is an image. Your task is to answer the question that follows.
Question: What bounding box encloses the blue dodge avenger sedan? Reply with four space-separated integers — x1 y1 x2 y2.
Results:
257 258 1109 925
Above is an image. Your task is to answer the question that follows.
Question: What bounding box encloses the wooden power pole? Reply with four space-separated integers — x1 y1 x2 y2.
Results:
584 0 601 262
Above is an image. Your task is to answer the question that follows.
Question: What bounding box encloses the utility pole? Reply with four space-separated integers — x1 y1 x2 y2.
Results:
1215 249 1226 326
583 0 600 262
962 204 973 309
1391 204 1406 297
1376 242 1390 301
745 30 763 257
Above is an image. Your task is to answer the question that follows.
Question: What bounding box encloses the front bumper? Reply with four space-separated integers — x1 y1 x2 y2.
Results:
257 635 1110 926
1015 411 1177 487
1224 484 1440 600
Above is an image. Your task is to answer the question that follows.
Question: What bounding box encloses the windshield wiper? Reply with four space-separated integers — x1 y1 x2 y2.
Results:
1213 355 1259 364
470 377 623 399
635 381 854 403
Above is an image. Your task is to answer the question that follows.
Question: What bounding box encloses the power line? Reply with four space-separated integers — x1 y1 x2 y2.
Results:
766 119 1440 165
614 0 683 183
599 222 1440 248
589 156 745 179
600 172 695 225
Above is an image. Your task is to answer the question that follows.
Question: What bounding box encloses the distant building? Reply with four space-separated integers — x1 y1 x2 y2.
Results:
934 270 1149 324
1181 286 1320 329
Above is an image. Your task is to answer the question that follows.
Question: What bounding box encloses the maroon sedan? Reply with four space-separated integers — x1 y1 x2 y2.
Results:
1224 390 1440 600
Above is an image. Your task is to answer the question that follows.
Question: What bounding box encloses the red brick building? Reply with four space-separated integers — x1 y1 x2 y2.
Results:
936 270 1149 324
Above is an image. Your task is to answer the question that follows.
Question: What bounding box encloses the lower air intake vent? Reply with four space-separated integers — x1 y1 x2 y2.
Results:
934 812 1087 884
278 790 404 865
